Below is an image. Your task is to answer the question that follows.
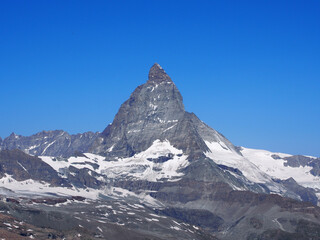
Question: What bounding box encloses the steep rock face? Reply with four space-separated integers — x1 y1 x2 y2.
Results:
284 155 320 177
271 154 320 177
0 149 106 189
0 149 68 186
0 130 99 157
90 63 238 160
273 177 318 205
67 165 104 189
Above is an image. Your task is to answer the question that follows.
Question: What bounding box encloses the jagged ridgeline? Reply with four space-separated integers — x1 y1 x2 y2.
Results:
90 63 238 160
0 63 238 160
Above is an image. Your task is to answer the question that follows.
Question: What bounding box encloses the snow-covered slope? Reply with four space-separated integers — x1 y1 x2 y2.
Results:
0 174 101 199
241 147 320 189
204 139 320 193
0 140 188 207
41 139 189 183
205 141 272 184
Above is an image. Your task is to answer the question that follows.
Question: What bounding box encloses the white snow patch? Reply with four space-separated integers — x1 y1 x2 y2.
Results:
205 140 320 193
172 220 181 226
273 218 285 231
149 103 158 110
149 213 159 217
97 220 106 223
41 140 56 155
17 162 28 173
146 218 159 222
170 226 181 230
104 187 162 207
127 129 140 134
99 140 189 182
241 147 320 189
0 174 101 199
205 141 271 183
27 145 39 151
155 63 162 69
163 123 177 133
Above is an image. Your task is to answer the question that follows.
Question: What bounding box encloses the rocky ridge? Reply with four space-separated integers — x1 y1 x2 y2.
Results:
90 63 238 160
0 130 99 157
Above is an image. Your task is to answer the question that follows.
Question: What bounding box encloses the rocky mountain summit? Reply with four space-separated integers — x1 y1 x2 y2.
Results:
90 63 238 160
1 63 320 239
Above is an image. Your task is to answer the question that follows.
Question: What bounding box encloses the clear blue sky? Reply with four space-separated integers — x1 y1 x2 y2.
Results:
0 0 319 156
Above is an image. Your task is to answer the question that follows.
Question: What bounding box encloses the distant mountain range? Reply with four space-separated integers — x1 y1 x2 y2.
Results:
0 63 320 240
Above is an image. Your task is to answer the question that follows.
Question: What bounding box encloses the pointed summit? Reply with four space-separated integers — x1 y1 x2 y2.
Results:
90 63 239 161
9 132 19 139
148 63 172 84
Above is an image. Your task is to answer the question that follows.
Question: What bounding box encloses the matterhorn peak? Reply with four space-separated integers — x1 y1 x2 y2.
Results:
90 63 237 160
148 63 172 84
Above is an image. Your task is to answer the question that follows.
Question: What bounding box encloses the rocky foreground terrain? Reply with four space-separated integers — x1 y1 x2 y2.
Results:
0 64 320 239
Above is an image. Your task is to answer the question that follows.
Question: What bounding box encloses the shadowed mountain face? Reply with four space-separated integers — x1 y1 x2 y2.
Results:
0 130 99 157
0 149 68 186
90 63 238 160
